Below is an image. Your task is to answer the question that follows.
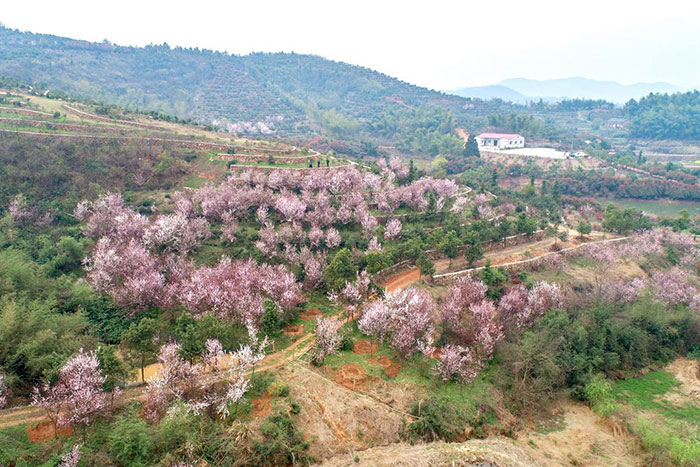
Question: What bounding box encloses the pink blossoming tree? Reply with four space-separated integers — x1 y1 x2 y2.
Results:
384 218 403 240
358 287 435 357
0 373 8 409
33 349 111 435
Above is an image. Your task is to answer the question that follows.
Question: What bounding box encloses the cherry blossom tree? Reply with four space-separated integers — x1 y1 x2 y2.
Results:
143 342 205 421
582 243 618 297
435 344 480 382
601 278 649 304
301 248 327 290
172 191 196 218
143 213 210 254
336 204 353 224
450 196 470 214
518 282 563 327
441 275 488 339
325 227 342 249
177 257 302 326
79 192 148 240
59 444 82 467
144 336 266 421
389 157 410 178
256 205 269 225
367 237 382 252
358 287 435 356
356 208 378 233
0 373 8 409
220 211 239 243
255 222 279 258
308 225 324 248
469 300 504 357
84 237 168 312
652 267 697 307
274 191 307 222
529 253 565 272
198 337 267 419
33 349 110 434
497 286 529 323
313 316 343 365
8 194 34 226
384 218 403 240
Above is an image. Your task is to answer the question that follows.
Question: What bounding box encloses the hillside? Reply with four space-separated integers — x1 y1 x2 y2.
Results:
0 26 475 139
625 90 700 140
1 86 699 465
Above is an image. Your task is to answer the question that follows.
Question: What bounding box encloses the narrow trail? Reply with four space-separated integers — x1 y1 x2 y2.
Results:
0 314 343 430
380 231 618 293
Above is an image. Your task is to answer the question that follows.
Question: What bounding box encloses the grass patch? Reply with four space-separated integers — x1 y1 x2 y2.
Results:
613 370 700 466
534 414 566 434
596 198 700 217
0 423 62 465
613 370 700 422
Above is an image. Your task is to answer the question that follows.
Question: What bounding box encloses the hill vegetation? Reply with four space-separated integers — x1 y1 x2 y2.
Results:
0 26 477 147
1 37 700 467
625 91 700 140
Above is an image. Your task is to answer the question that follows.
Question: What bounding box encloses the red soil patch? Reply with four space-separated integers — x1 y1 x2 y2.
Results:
27 420 73 443
332 364 372 390
381 267 420 293
369 356 401 379
299 308 322 321
252 393 272 419
283 324 305 337
353 340 379 354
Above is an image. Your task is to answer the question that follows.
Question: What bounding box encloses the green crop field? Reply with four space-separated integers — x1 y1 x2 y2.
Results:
597 198 700 217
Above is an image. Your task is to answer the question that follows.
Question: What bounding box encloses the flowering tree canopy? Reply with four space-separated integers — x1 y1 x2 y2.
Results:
435 344 480 382
358 287 435 356
32 349 111 429
0 373 8 409
314 316 343 364
178 257 302 326
441 275 488 339
144 335 266 421
384 218 403 240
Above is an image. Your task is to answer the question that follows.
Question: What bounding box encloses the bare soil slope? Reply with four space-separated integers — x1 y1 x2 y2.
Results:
280 364 410 460
320 438 538 466
515 402 645 467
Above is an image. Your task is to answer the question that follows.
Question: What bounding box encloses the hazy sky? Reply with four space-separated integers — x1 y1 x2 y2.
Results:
3 0 699 90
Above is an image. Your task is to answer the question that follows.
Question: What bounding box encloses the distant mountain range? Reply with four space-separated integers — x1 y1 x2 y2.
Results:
451 77 686 104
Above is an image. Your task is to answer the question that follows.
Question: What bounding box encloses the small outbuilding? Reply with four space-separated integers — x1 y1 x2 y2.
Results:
476 132 525 149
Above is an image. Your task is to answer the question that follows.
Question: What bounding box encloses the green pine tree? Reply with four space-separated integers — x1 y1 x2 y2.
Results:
463 134 480 157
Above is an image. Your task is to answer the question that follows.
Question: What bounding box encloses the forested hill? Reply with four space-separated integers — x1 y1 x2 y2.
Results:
625 91 700 140
0 26 472 137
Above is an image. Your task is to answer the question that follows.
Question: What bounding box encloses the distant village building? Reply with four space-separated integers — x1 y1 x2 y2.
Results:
476 133 525 149
605 118 628 129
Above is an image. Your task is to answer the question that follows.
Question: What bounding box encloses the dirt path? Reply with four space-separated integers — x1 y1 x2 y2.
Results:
0 322 332 430
380 232 615 293
0 312 349 430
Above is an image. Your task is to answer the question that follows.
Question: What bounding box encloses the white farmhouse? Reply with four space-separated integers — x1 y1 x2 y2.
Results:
476 133 525 149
